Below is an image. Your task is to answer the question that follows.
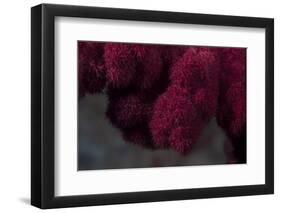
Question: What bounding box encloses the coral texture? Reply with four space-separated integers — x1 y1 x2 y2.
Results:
216 48 246 163
79 42 246 163
150 48 220 154
78 42 106 97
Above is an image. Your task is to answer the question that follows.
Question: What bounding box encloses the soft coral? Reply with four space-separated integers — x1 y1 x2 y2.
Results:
79 42 246 162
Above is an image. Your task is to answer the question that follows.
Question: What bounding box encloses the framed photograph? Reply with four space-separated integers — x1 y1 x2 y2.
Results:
31 3 274 209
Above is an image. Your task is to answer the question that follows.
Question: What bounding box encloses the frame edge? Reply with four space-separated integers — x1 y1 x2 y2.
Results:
265 18 274 194
31 4 43 208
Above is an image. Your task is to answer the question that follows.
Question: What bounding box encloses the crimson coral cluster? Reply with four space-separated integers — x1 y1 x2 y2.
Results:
79 42 246 163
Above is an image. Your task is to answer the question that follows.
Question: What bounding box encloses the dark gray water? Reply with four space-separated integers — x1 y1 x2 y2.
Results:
78 94 228 170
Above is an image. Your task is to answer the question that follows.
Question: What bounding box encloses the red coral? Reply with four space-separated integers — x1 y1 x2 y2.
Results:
104 43 164 91
160 46 186 69
215 48 246 155
106 92 152 129
169 125 202 154
215 48 246 162
149 48 220 154
78 42 106 97
149 86 197 150
133 45 163 90
79 42 246 162
104 43 137 89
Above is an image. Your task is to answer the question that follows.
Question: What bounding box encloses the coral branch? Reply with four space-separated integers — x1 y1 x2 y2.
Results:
78 43 246 162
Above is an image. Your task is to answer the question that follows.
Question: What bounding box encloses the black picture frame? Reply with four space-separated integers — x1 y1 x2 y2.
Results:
31 3 274 209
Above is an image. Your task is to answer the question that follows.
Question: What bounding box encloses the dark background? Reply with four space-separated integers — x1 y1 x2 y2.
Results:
78 93 228 170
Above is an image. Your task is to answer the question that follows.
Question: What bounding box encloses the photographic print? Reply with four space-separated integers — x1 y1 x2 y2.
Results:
78 42 246 170
31 4 273 208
